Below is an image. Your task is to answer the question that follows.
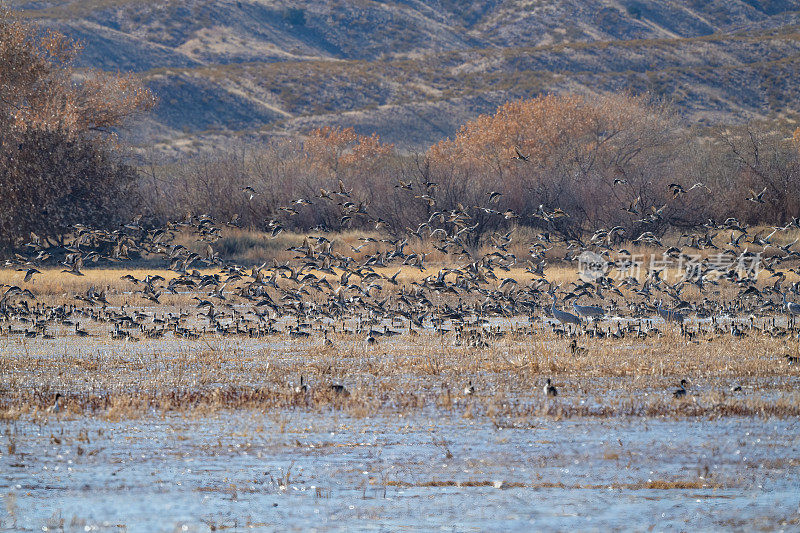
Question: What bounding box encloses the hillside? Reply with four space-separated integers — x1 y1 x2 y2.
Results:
13 0 800 154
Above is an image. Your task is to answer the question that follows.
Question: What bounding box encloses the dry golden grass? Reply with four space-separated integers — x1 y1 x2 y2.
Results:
3 261 798 299
1 320 797 421
2 227 799 422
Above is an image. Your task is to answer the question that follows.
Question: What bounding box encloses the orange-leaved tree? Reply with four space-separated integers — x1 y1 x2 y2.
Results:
300 126 398 231
426 92 677 238
0 7 155 249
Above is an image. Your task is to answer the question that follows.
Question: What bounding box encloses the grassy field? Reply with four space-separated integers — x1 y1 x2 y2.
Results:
2 319 798 421
2 256 800 530
1 258 798 420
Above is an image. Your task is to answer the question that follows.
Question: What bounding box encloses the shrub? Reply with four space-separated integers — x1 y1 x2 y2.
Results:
0 8 155 249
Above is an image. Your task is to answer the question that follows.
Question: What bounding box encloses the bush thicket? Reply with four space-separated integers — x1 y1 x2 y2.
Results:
141 95 800 243
0 8 155 248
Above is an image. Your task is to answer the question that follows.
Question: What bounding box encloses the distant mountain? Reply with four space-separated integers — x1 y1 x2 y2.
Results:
15 0 800 155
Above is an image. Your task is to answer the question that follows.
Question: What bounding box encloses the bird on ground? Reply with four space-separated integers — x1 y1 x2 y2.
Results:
569 339 587 356
572 300 604 321
550 291 582 326
75 323 90 337
330 384 349 396
464 381 475 395
544 378 558 397
782 292 800 316
657 300 685 323
673 379 689 399
46 393 62 414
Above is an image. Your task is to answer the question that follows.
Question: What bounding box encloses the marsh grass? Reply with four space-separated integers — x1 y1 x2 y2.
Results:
2 237 799 424
1 318 798 421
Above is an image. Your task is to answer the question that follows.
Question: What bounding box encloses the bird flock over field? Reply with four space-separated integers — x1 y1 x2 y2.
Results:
2 175 800 400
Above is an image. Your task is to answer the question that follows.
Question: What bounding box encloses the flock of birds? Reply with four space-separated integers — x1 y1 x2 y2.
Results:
2 173 800 404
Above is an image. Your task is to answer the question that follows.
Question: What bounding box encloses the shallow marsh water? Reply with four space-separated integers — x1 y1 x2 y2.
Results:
2 309 800 531
2 413 799 531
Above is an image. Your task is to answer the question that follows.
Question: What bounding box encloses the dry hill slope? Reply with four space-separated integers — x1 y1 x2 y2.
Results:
13 0 800 153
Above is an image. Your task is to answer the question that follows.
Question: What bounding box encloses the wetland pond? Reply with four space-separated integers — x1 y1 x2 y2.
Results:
2 413 799 531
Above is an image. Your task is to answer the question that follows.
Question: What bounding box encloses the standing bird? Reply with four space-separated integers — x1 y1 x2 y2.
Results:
569 339 587 356
330 383 349 396
572 300 604 321
294 376 308 394
46 393 62 414
673 379 689 399
657 300 685 323
783 292 800 316
550 290 582 326
543 378 558 397
464 380 475 395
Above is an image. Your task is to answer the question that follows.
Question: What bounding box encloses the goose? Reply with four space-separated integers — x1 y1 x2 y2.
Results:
569 339 587 356
46 393 62 414
330 384 349 396
17 267 41 283
747 186 767 203
543 378 558 397
464 380 475 395
294 376 308 394
75 323 90 337
673 379 689 399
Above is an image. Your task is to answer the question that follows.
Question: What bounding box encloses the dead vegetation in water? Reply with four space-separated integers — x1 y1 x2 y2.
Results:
384 479 725 490
1 322 798 421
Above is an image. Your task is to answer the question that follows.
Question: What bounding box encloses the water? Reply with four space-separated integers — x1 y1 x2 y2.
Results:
3 413 799 531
